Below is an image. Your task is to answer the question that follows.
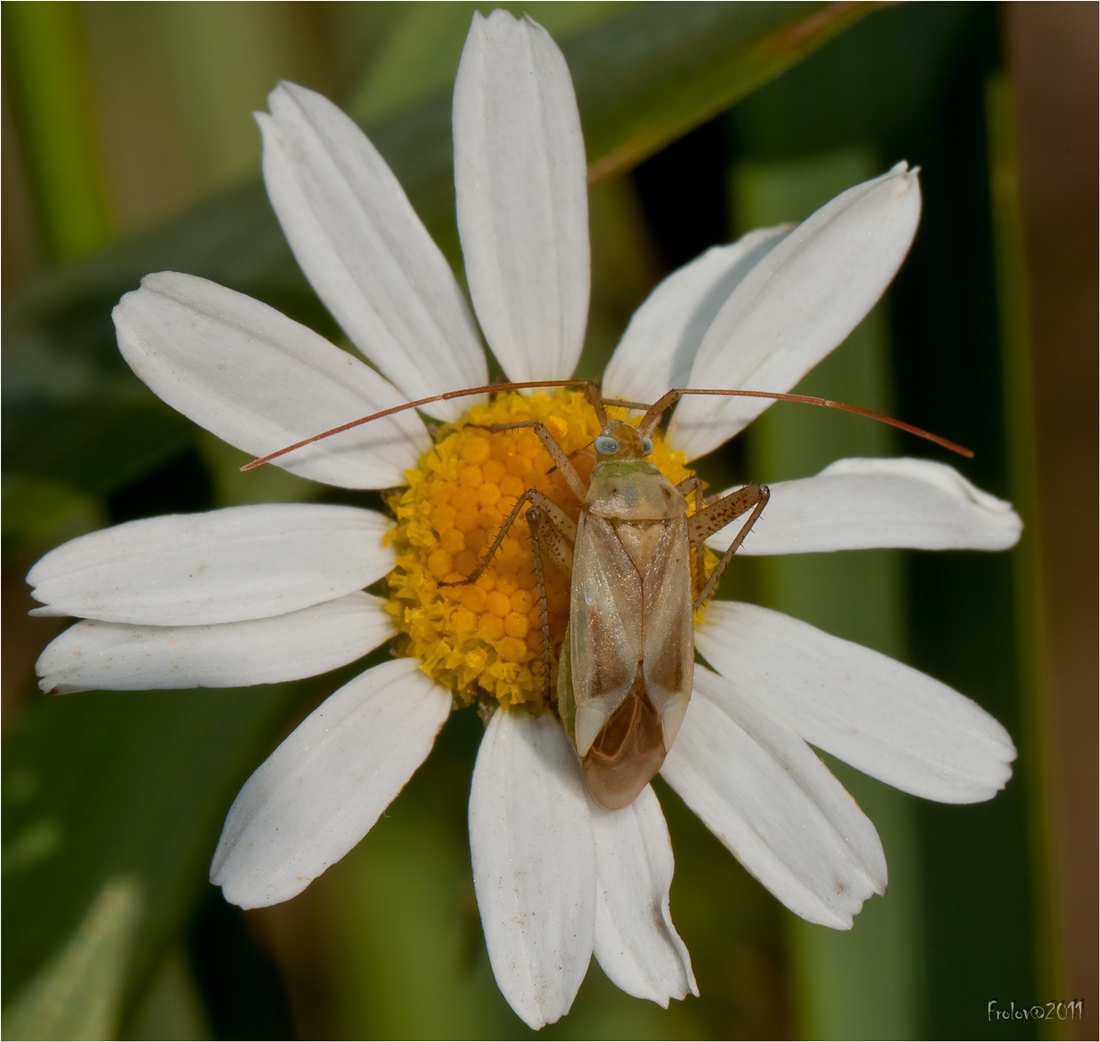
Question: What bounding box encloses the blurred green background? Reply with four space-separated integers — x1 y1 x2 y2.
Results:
2 3 1095 1039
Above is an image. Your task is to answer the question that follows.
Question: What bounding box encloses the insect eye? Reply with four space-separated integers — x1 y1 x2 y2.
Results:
594 435 619 455
641 436 653 455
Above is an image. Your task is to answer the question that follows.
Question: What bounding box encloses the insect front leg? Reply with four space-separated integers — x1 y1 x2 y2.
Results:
440 486 576 588
688 483 770 609
464 419 588 502
440 480 576 701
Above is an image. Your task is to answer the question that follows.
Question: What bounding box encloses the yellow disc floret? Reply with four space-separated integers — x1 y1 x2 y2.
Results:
384 389 698 709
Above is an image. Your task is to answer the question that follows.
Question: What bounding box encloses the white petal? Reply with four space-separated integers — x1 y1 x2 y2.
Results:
261 83 487 421
661 667 886 928
602 227 790 408
454 11 589 382
696 602 1016 803
591 786 697 1006
707 457 1024 555
115 272 429 488
669 163 922 459
469 710 595 1029
210 658 450 907
36 592 393 694
27 504 394 626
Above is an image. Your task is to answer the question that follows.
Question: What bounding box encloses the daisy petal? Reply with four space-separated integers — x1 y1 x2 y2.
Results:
115 272 429 488
454 11 589 382
696 602 1016 803
661 667 886 929
669 163 922 459
261 83 487 420
591 786 698 1006
210 658 450 907
707 458 1024 555
469 710 595 1029
27 504 393 626
36 592 393 694
602 227 790 407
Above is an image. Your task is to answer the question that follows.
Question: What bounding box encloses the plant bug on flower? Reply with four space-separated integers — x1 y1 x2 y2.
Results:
244 378 972 810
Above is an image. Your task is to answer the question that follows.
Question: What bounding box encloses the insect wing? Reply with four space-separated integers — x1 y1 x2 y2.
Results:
568 512 642 755
638 512 694 749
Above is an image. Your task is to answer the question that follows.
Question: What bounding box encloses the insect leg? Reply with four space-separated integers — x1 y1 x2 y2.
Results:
466 420 589 502
636 388 683 436
440 487 576 588
688 484 770 609
579 382 608 426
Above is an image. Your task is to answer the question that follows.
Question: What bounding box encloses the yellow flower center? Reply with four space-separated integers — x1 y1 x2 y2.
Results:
384 389 699 710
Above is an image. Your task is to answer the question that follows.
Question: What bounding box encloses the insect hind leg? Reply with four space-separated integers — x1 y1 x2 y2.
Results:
688 483 770 609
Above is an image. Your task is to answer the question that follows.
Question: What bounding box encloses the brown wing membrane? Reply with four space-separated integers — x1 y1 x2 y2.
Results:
581 676 667 810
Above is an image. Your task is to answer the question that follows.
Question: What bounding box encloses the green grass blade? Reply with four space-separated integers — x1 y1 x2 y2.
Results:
2 2 113 261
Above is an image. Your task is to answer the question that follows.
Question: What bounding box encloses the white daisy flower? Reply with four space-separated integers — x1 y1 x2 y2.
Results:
26 11 1021 1030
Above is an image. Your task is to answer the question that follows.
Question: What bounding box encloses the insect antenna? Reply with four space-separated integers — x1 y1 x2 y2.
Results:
633 388 974 458
242 379 972 472
240 379 598 471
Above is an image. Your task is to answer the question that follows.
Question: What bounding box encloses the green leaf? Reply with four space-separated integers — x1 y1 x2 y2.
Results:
573 2 873 182
1 685 300 1036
